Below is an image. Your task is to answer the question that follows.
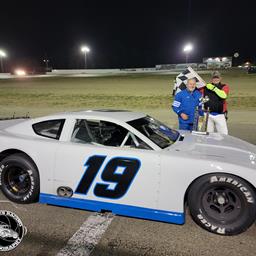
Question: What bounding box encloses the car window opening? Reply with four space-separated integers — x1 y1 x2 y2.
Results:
127 116 180 149
71 119 152 150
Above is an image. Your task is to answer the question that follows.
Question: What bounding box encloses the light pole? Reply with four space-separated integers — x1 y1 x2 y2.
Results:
0 49 7 73
81 46 90 69
233 52 239 67
43 59 50 70
183 43 193 63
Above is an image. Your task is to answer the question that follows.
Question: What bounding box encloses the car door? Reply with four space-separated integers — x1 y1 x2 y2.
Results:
53 118 161 210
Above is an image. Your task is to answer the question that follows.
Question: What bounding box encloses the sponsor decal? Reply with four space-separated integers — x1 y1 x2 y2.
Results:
197 213 225 234
0 210 27 252
210 176 254 203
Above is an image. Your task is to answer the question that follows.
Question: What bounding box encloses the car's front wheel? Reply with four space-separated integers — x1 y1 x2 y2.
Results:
188 173 256 235
0 153 39 204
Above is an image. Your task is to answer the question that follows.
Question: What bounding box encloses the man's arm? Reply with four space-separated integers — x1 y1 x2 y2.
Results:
206 83 229 99
172 93 183 115
172 93 189 120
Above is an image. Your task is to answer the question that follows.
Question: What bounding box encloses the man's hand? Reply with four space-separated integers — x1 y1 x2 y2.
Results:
180 113 189 120
206 83 215 91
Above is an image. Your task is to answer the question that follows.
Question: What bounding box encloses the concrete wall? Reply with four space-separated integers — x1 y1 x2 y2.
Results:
51 68 157 75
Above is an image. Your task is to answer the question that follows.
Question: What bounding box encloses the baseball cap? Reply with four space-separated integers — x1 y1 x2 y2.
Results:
212 71 221 78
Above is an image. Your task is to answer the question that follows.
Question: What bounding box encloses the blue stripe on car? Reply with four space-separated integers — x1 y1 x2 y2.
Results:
39 193 185 224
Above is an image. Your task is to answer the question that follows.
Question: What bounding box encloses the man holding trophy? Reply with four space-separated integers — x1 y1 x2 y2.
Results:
172 78 202 131
172 68 229 134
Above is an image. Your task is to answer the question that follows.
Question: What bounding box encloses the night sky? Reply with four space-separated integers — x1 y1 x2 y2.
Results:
1 0 255 69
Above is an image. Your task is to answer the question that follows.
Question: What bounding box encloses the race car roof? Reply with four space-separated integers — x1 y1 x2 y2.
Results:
2 110 146 138
47 109 146 122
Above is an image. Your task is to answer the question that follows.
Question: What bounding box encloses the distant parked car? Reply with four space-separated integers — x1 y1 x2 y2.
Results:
248 66 256 74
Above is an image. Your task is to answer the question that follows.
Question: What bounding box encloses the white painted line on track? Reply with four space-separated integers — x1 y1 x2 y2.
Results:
57 212 114 256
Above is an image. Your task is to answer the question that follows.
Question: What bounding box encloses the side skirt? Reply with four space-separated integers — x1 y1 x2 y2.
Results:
39 193 185 224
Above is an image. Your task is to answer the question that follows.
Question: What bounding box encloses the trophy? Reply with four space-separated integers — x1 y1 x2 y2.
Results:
193 96 210 133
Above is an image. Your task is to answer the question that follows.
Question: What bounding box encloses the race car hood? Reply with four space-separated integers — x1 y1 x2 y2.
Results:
168 132 256 168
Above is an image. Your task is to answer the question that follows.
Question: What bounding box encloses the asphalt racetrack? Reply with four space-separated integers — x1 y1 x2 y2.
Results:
0 69 256 255
1 193 256 256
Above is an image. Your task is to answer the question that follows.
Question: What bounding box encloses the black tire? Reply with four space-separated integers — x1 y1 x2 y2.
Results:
188 173 256 235
0 153 40 204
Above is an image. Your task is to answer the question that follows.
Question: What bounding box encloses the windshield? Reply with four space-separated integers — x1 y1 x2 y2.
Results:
127 116 180 149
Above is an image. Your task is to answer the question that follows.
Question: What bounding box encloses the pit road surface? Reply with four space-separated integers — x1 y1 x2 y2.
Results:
1 191 256 256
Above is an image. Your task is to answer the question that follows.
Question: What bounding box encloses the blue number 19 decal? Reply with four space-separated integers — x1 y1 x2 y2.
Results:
75 155 141 199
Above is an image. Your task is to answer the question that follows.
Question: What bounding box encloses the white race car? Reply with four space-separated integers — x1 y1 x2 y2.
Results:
0 110 255 235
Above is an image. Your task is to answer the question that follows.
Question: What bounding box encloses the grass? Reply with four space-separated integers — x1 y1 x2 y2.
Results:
0 70 256 115
0 70 256 144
